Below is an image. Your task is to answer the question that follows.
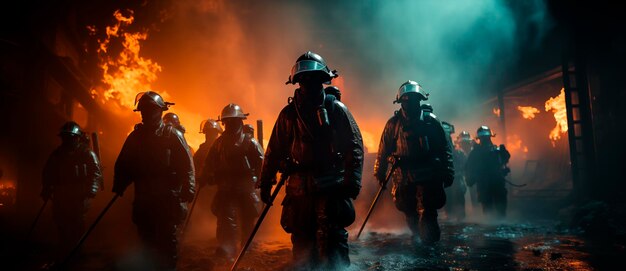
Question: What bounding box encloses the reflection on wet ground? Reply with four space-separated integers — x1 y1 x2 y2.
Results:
3 219 620 270
183 221 607 271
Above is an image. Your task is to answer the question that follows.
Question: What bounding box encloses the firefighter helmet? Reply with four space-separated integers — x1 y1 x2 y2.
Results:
163 112 181 127
286 51 337 85
200 119 223 134
163 112 186 133
243 124 254 135
324 86 341 101
442 121 455 134
58 121 82 136
421 103 433 113
219 104 248 121
457 131 472 142
133 91 174 112
476 125 495 137
394 80 429 103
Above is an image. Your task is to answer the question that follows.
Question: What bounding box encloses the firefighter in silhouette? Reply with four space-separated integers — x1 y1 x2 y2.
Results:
201 104 264 261
465 126 510 218
259 51 363 269
374 80 454 245
457 131 473 155
164 112 195 156
113 91 195 269
194 119 222 181
441 122 467 221
457 131 478 208
41 121 102 254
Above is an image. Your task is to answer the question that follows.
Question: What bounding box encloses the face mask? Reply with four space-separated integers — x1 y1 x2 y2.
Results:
61 135 80 148
224 119 243 135
401 99 421 117
141 108 162 126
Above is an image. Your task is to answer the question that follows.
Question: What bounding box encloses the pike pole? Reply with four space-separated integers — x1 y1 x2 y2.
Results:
356 156 400 239
57 194 119 267
180 186 202 235
26 198 49 240
230 172 288 271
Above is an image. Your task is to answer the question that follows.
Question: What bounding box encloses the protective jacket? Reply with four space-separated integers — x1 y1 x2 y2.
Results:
113 121 195 223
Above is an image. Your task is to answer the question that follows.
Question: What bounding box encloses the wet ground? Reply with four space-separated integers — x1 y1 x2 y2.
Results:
177 220 620 271
2 209 622 270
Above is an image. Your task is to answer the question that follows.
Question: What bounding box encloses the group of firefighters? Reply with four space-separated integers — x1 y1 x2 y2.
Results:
39 51 512 270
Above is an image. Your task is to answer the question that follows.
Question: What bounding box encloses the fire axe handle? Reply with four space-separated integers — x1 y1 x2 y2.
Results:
356 157 399 239
59 194 119 267
230 173 287 271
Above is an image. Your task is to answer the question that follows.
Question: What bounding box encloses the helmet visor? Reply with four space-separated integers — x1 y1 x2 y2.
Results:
398 83 428 101
134 92 147 107
291 60 329 79
477 130 492 137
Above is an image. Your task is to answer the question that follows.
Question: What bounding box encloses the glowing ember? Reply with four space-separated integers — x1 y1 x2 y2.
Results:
517 106 540 120
545 88 568 145
93 9 163 108
493 107 501 118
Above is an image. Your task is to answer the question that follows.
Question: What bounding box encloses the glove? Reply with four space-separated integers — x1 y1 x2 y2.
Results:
440 169 454 188
342 182 361 199
260 185 272 205
112 185 125 197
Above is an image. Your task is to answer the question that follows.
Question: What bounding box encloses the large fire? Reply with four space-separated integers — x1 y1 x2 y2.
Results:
90 10 206 148
517 106 540 120
545 88 568 145
506 134 529 157
93 10 163 109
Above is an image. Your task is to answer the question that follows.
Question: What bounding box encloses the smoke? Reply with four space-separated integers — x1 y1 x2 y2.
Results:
87 0 555 250
135 0 552 154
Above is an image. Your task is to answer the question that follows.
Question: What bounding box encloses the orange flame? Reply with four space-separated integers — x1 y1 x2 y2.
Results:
517 105 540 120
545 88 568 145
506 134 529 156
493 107 501 118
90 10 211 148
94 9 163 108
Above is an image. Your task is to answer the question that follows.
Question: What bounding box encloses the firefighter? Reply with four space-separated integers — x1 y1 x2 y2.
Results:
374 80 454 245
457 131 478 208
194 119 222 181
113 91 195 269
200 104 264 261
442 122 467 222
465 125 510 219
164 112 195 156
258 51 363 269
457 131 473 155
41 121 102 255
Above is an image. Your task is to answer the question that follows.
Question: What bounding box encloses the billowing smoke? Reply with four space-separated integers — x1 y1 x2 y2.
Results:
88 0 555 250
